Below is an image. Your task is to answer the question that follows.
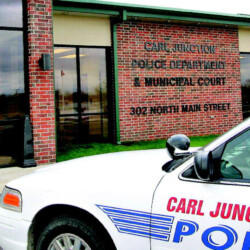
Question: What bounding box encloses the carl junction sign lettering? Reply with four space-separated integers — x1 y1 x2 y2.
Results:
116 22 242 141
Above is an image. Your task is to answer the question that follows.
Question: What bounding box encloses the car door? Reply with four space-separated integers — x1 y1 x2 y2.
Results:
151 129 250 250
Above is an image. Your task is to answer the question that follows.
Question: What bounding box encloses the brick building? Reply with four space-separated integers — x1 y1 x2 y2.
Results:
0 0 250 166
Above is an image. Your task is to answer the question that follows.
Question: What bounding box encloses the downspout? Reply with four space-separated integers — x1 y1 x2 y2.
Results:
112 22 121 144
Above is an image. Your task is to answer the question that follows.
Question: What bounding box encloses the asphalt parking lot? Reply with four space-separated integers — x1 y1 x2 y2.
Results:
0 165 46 192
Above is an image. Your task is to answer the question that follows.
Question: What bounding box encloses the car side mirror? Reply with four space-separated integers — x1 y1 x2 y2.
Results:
166 134 190 159
194 151 214 181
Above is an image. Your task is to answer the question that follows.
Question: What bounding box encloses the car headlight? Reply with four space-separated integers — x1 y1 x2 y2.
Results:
0 187 22 212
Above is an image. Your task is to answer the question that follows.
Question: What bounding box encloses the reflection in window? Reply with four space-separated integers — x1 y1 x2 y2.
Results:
0 0 24 166
80 48 108 114
81 114 108 139
54 48 78 115
80 48 108 140
0 31 25 120
55 46 109 147
240 53 250 119
220 129 250 180
0 0 23 27
58 116 79 144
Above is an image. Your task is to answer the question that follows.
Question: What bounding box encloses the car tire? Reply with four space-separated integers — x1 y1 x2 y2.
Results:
36 215 112 250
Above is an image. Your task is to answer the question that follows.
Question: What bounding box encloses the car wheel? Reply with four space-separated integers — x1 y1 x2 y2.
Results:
36 215 111 250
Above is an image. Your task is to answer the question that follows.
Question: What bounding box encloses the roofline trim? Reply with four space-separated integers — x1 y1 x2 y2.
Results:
128 12 250 27
53 0 250 27
54 0 249 18
53 4 250 27
54 6 120 16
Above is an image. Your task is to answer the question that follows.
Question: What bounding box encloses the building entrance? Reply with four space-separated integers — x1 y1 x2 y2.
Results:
54 46 110 148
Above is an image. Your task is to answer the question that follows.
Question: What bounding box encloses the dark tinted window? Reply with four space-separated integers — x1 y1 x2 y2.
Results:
240 53 250 119
0 0 25 166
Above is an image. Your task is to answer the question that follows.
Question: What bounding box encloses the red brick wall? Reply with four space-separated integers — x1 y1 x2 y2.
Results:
27 0 56 164
116 21 243 142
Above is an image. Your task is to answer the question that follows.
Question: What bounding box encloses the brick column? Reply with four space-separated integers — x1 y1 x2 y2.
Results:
27 0 56 165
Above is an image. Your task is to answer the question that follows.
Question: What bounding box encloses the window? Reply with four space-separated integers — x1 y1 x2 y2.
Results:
240 53 250 119
0 0 25 166
220 129 250 180
0 0 23 28
0 31 25 120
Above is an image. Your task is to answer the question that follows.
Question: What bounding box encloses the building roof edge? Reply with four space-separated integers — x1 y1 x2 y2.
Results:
54 0 250 26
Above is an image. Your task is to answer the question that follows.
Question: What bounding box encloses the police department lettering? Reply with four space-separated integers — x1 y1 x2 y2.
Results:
165 197 250 249
167 197 250 221
98 201 250 249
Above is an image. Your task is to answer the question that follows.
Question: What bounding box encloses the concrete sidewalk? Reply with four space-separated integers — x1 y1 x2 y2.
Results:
0 165 47 192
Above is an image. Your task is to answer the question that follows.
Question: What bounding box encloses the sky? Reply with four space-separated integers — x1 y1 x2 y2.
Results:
100 0 250 15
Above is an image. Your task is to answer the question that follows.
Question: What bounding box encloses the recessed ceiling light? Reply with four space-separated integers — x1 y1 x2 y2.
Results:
59 54 86 59
54 48 74 54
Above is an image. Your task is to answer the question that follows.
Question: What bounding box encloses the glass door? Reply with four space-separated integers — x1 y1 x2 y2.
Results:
54 47 78 146
54 46 109 148
79 48 108 140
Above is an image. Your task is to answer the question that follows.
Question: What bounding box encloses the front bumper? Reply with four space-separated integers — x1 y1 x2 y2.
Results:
0 207 31 250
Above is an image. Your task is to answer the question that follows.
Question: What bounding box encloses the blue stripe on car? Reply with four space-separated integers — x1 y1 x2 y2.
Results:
97 205 174 241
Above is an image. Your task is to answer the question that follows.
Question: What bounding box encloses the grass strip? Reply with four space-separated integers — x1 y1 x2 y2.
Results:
57 134 219 162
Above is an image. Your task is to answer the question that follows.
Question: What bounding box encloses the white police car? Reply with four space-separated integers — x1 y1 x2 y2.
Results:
0 118 250 250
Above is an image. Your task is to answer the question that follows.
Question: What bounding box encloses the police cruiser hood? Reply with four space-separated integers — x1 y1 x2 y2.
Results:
6 149 170 221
